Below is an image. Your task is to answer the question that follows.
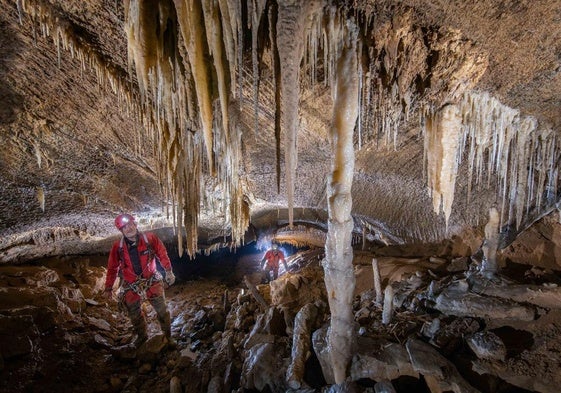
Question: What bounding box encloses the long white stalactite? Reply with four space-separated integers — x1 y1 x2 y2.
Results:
323 24 358 384
276 0 321 228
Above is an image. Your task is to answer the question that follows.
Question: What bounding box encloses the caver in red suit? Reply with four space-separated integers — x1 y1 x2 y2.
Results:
261 243 289 282
103 213 177 348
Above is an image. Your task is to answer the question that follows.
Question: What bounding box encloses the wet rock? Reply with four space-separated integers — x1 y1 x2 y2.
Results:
139 362 152 374
190 323 214 340
241 339 291 392
375 380 397 393
0 286 74 321
207 308 226 331
312 325 334 384
254 306 287 336
0 314 39 359
350 337 418 382
213 330 236 361
170 376 182 393
5 305 57 332
77 266 107 293
109 376 123 389
60 286 86 313
207 375 221 393
190 339 202 351
354 306 371 324
93 333 113 348
231 301 256 331
269 267 326 309
467 331 506 361
87 316 112 331
0 266 60 287
111 343 138 360
323 381 361 393
406 338 480 393
137 334 167 361
434 287 535 321
243 332 276 350
471 279 561 309
430 317 480 354
447 257 469 272
420 317 440 340
287 302 325 389
180 347 198 362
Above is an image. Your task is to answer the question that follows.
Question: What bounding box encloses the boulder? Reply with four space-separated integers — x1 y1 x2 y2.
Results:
350 337 418 381
0 314 39 359
241 339 291 392
467 331 506 361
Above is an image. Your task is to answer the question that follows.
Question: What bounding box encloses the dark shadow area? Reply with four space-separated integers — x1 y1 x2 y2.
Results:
168 242 265 284
453 350 535 393
490 326 534 359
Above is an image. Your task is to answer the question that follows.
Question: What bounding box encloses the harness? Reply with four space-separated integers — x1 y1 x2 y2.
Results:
117 232 163 299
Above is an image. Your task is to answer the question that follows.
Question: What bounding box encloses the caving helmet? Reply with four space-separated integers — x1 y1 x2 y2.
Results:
271 241 279 250
115 213 135 230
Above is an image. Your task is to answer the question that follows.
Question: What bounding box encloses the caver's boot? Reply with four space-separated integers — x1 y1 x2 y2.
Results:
151 296 177 349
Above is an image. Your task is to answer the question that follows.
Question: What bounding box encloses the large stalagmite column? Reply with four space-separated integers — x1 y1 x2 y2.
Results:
323 30 359 384
482 207 500 277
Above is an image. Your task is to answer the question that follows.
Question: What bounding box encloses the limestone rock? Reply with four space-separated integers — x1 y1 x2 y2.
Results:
467 331 506 361
241 340 291 392
434 288 535 321
406 338 480 393
350 337 418 382
0 314 39 359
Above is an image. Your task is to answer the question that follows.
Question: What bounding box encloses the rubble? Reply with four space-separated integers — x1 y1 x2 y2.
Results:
2 245 561 393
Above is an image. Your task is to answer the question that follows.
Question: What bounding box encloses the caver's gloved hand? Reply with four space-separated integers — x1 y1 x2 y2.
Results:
165 270 176 286
102 288 113 300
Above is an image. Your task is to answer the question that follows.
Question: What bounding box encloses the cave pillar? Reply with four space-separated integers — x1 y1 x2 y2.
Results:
323 26 359 384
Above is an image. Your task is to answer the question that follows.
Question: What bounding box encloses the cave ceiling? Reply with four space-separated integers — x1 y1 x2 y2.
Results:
1 0 560 263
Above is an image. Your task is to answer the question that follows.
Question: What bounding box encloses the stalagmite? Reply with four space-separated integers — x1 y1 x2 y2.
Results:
170 376 182 393
481 207 500 277
323 23 359 384
286 303 321 389
382 285 394 325
372 258 383 305
36 186 45 212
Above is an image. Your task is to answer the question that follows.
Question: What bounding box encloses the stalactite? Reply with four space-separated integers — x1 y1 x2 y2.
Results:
444 91 561 232
17 0 137 111
174 0 216 176
201 0 230 135
276 0 322 228
323 21 359 384
268 3 282 193
217 0 237 96
424 104 462 226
